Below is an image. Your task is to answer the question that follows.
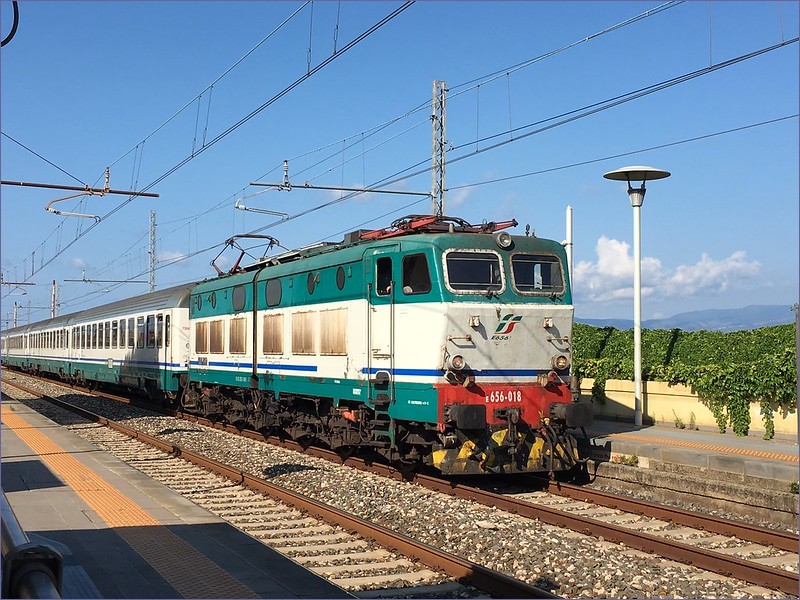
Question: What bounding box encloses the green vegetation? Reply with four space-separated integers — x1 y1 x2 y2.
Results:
612 454 639 467
573 323 797 439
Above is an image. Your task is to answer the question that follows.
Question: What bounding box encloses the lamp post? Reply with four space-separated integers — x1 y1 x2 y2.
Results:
603 166 671 427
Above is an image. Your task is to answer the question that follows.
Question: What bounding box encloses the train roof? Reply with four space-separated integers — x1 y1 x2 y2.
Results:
1 283 195 337
193 215 567 293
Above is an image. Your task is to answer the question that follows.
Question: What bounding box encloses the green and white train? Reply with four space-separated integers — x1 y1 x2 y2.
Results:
2 215 592 475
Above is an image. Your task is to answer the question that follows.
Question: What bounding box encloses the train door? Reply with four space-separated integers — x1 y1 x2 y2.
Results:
364 245 398 406
158 313 168 390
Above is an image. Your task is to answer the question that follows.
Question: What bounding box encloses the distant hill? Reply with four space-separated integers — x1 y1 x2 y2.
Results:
576 305 796 332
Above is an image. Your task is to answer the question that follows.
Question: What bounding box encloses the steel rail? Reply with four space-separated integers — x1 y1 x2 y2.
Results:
186 416 798 553
538 478 798 553
178 414 799 595
6 375 796 594
2 380 558 599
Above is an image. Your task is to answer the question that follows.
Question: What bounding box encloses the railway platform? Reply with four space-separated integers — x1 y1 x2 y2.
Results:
582 417 799 484
1 398 352 599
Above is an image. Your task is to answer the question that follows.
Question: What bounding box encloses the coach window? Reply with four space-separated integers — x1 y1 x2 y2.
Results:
96 324 102 349
147 315 156 348
128 318 135 348
229 318 246 354
156 314 164 348
165 314 171 347
209 320 224 354
137 317 145 348
146 315 156 348
92 323 98 349
402 253 431 294
306 272 316 295
376 257 392 296
262 314 283 355
292 311 316 355
105 321 111 348
195 321 209 354
119 319 126 348
80 326 85 349
112 321 118 348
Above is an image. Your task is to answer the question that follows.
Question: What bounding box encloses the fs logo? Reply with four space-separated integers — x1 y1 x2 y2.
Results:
492 313 523 340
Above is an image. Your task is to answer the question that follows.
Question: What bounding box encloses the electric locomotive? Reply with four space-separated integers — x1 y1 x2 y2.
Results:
182 215 592 474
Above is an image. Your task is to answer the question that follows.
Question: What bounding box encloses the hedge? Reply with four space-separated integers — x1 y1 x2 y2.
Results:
572 323 797 439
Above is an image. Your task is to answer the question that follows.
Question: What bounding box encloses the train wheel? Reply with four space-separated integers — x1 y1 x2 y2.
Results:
397 459 420 476
335 446 355 461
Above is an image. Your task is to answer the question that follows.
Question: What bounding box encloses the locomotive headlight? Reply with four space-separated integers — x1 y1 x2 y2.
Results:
447 354 465 371
495 232 513 249
552 354 570 370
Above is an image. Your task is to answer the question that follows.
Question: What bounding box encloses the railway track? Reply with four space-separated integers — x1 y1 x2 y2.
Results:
4 372 797 597
2 376 555 599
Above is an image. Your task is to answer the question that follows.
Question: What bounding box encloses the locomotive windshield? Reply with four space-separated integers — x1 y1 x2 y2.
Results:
445 250 503 292
511 253 565 295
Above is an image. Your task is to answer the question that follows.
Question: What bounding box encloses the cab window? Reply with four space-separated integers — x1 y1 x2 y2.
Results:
376 257 392 296
402 253 431 294
511 254 565 295
444 250 503 293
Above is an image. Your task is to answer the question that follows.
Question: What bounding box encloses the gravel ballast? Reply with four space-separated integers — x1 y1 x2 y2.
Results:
4 374 794 600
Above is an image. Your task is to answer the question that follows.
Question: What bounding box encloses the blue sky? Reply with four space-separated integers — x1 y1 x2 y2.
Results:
1 1 798 325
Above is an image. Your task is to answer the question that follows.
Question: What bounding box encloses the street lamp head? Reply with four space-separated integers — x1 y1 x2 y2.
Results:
603 166 670 208
603 165 671 183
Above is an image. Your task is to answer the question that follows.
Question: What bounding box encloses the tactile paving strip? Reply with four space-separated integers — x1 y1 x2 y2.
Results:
2 405 259 599
610 432 799 462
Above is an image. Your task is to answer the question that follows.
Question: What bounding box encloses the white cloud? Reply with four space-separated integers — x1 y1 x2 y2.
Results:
573 237 761 303
70 257 87 270
446 188 471 208
158 250 187 264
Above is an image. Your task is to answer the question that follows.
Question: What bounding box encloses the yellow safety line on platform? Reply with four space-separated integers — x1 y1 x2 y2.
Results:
2 405 260 599
610 432 799 462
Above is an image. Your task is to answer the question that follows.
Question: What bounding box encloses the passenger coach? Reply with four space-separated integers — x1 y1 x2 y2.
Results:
1 284 193 397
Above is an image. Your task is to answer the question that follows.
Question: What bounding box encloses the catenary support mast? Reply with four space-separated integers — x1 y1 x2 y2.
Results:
431 80 446 216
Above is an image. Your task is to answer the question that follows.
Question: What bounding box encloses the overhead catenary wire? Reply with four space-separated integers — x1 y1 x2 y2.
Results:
1 132 87 186
9 3 796 312
5 0 676 292
446 38 798 161
45 114 800 316
230 2 686 205
448 114 800 191
55 111 796 317
3 2 415 299
99 2 312 182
